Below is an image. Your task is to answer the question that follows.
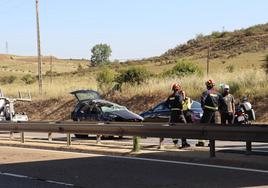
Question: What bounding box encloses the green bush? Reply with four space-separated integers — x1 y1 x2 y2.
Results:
228 81 241 96
0 75 17 84
115 67 150 86
21 74 36 85
211 31 229 38
162 60 202 77
226 65 234 73
96 68 115 85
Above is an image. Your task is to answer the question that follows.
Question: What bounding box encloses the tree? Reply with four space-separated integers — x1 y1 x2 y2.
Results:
90 44 112 66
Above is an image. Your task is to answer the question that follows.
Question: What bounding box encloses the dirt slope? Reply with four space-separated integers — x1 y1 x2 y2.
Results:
16 95 268 123
161 23 268 60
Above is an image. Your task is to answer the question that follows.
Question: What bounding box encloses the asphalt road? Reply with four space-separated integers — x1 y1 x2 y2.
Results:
17 132 268 154
0 146 267 188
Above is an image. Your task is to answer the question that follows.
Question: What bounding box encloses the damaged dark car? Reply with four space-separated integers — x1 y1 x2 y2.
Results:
71 90 143 137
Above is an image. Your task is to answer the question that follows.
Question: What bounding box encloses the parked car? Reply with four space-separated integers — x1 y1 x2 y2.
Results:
70 90 143 138
140 100 203 123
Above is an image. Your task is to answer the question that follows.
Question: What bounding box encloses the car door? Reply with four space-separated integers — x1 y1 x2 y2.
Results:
148 103 170 122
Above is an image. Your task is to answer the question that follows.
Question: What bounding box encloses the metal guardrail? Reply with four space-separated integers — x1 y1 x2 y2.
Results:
0 122 268 157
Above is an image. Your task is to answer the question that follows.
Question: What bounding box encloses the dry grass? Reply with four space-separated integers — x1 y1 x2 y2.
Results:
118 69 267 101
0 51 267 102
0 75 97 100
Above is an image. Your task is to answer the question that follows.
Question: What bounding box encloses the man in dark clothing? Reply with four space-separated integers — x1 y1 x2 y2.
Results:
221 84 235 124
196 79 226 147
165 83 190 148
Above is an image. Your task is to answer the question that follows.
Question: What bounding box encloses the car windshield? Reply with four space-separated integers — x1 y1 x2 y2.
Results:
101 103 127 113
191 101 201 109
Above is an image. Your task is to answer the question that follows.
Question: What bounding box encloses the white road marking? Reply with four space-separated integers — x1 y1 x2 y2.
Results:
216 146 268 153
0 171 76 187
107 155 268 174
2 146 268 174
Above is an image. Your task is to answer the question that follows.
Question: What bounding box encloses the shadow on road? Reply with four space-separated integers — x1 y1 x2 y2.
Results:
0 153 268 188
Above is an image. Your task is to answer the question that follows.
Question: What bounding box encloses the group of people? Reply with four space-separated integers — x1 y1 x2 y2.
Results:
163 79 249 149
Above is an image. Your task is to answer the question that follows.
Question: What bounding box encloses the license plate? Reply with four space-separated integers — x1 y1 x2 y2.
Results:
238 116 245 122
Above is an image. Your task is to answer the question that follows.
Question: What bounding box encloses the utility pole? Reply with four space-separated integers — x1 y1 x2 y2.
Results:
50 56 53 84
5 41 8 54
36 0 43 94
207 41 211 76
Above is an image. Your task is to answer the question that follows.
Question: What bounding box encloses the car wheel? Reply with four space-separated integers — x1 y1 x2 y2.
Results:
74 118 89 138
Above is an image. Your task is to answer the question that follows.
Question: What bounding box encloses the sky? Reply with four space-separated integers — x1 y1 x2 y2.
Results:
0 0 268 60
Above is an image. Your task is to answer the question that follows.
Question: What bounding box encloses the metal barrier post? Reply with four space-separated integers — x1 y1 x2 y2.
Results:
96 135 101 144
158 138 164 149
48 132 52 142
67 133 71 146
246 141 252 155
209 140 215 157
133 136 140 152
10 132 14 140
20 132 25 143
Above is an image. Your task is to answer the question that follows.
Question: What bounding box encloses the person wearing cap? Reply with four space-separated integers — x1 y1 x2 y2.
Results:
196 79 226 147
159 83 190 149
221 84 235 124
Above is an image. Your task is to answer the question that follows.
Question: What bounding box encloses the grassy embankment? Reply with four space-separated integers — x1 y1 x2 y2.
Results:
0 50 267 103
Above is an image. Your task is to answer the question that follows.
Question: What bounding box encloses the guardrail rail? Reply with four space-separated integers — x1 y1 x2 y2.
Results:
0 121 267 157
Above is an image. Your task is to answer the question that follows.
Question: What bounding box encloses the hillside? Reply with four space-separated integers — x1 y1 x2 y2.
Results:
2 23 268 122
158 23 268 61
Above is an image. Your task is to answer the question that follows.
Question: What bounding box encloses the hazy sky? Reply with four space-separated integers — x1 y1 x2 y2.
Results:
0 0 267 60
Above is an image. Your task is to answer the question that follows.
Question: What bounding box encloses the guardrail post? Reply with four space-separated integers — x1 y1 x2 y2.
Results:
20 132 25 143
67 133 71 146
48 132 52 142
10 132 14 140
209 140 215 157
246 141 252 155
96 135 101 144
133 136 140 152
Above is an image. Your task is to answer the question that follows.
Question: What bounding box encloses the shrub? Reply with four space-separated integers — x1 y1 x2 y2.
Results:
96 68 115 94
45 70 58 76
195 33 204 41
228 81 241 96
76 64 85 75
0 75 17 84
162 60 202 78
263 54 268 75
211 31 229 38
211 31 222 38
226 65 234 73
115 67 150 86
21 74 36 85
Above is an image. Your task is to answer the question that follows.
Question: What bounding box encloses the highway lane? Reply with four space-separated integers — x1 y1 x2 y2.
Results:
0 146 267 188
3 132 268 154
